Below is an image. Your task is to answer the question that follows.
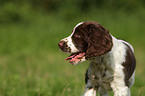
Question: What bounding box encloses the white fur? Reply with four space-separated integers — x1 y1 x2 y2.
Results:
119 40 134 53
62 36 79 53
110 37 129 96
83 89 96 96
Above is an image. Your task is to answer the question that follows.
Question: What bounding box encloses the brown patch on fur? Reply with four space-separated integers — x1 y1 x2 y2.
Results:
72 21 113 58
122 43 136 87
85 21 113 58
72 26 88 52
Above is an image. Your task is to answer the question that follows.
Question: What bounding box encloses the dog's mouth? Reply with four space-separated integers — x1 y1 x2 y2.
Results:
65 52 86 63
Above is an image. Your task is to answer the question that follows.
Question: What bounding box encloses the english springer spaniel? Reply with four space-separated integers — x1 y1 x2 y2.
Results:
58 21 136 96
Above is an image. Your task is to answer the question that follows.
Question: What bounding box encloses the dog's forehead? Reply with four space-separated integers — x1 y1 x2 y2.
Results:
70 22 84 36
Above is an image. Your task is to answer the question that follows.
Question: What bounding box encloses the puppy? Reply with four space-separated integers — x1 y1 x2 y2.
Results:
58 21 136 96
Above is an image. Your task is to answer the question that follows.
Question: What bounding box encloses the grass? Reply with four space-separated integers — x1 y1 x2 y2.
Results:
0 8 145 96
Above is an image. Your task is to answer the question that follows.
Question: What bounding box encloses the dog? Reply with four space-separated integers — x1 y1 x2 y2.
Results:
58 21 136 96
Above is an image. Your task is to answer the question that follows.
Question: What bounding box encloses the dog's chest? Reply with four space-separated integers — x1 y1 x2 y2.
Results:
87 59 113 90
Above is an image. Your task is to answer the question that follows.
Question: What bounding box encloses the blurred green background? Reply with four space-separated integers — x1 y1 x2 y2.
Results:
0 0 145 96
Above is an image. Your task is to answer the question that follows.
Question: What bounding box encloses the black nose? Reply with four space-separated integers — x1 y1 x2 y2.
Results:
58 40 66 49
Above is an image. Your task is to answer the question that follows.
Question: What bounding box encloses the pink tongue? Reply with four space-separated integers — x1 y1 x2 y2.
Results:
65 54 76 61
65 52 85 62
69 52 85 63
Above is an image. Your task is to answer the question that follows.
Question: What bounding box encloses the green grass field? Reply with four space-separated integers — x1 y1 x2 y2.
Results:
0 9 145 96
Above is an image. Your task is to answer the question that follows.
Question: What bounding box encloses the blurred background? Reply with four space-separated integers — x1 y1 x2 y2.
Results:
0 0 145 96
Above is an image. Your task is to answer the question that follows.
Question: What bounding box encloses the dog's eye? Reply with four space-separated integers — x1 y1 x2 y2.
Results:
75 34 81 38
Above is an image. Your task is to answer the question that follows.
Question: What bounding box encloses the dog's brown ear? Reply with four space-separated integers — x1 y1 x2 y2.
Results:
85 23 113 58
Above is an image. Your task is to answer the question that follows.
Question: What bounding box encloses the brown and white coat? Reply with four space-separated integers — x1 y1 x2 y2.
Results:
58 21 136 96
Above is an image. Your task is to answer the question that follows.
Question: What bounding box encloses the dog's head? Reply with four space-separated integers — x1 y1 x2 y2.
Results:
58 21 113 65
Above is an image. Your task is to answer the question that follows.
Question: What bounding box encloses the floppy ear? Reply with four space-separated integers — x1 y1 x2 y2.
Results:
85 24 113 58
